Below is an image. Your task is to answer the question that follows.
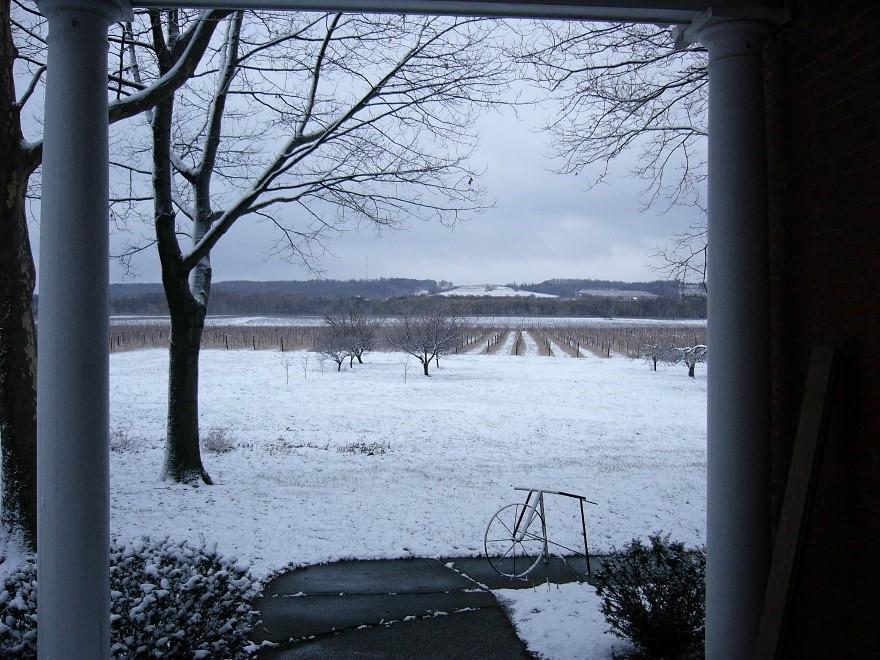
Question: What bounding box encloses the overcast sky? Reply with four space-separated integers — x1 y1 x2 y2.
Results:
24 28 705 288
91 100 704 286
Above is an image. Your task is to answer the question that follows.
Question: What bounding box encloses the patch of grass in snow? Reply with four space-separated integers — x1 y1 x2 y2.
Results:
337 440 390 456
264 437 330 455
110 423 141 453
202 428 237 454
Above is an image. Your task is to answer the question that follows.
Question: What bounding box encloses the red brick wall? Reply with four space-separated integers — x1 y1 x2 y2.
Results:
765 1 880 655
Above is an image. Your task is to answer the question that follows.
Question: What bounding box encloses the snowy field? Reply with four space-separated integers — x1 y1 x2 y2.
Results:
496 583 633 659
437 284 558 298
110 314 706 329
109 348 706 581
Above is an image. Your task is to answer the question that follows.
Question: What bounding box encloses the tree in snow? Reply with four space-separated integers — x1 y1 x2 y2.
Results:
514 22 709 291
0 1 228 547
316 325 350 372
639 342 674 372
385 310 465 376
324 304 380 367
117 10 509 483
673 344 708 378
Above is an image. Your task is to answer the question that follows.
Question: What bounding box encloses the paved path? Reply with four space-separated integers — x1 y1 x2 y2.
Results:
253 556 600 659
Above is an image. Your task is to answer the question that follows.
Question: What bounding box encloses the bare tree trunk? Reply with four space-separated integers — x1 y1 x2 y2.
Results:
0 0 37 548
0 187 37 548
153 77 213 485
422 359 430 376
688 363 696 378
163 307 212 484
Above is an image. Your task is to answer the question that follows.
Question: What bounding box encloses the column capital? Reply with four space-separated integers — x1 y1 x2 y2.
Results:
36 0 133 24
673 6 789 52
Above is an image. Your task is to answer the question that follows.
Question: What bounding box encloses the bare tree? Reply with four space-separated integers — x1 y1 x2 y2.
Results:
673 344 707 378
325 303 380 366
514 21 709 287
654 221 708 294
386 310 464 376
322 314 354 368
639 342 673 372
0 2 228 547
349 312 380 366
316 326 350 372
120 11 510 483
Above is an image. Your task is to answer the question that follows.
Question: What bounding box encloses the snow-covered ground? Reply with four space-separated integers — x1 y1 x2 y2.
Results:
437 285 557 298
109 349 706 581
547 338 572 358
497 331 517 355
521 331 540 356
110 314 706 329
495 582 633 659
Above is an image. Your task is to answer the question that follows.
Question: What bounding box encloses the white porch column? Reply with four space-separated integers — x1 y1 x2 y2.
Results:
35 1 129 657
696 16 772 659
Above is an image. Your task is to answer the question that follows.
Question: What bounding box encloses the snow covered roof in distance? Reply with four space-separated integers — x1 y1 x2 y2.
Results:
436 285 558 298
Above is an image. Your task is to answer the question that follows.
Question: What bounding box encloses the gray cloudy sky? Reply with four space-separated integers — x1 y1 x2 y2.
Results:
18 12 706 289
98 99 703 286
26 86 704 289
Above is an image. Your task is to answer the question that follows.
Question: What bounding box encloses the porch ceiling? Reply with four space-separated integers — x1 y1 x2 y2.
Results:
130 0 767 24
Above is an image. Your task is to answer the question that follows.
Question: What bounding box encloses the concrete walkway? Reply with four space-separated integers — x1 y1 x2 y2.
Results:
253 556 600 658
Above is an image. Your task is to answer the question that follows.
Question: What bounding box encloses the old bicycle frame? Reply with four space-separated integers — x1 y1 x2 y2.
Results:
484 486 598 580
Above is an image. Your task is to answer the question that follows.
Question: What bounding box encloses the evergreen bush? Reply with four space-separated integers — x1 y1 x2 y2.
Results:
594 533 705 658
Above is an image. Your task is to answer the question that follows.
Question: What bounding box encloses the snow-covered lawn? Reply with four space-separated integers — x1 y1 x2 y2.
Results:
495 582 633 659
110 349 706 580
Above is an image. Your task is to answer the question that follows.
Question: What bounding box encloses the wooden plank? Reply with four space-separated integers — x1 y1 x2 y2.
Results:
754 346 839 659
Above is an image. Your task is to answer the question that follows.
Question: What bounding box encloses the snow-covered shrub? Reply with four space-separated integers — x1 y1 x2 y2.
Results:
594 534 705 658
110 424 138 453
0 538 260 658
202 428 236 454
264 437 329 455
337 440 389 455
0 560 37 655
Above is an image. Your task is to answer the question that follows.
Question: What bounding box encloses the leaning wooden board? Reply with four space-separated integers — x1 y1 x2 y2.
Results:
754 346 839 659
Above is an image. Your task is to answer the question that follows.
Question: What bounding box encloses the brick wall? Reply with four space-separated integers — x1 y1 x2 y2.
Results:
765 1 880 655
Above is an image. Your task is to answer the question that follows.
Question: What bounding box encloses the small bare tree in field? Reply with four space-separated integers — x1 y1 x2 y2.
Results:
640 343 674 372
386 311 464 376
350 314 380 366
317 332 350 372
673 345 708 378
324 305 380 367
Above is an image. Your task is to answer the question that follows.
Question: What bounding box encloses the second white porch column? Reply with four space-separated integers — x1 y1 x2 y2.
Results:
699 18 771 659
35 1 129 657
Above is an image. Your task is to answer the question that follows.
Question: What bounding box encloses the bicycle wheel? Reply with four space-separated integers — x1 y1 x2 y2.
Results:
484 502 545 579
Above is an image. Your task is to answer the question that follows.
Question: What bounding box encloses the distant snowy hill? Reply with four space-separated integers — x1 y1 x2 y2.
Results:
436 285 557 298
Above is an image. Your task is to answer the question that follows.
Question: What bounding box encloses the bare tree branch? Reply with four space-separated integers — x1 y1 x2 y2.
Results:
514 20 709 285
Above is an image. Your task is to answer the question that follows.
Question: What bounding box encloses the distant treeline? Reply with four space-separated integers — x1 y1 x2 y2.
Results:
511 278 681 298
376 294 705 319
68 278 706 319
106 286 705 320
110 277 442 304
